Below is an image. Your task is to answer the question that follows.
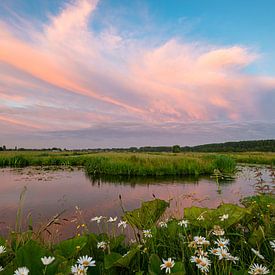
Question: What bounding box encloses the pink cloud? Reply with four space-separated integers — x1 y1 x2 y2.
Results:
0 0 274 139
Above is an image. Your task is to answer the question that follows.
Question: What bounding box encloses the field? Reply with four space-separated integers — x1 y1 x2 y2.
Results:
0 151 274 176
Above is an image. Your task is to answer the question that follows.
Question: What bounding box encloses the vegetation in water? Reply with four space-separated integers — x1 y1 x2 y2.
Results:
0 151 241 176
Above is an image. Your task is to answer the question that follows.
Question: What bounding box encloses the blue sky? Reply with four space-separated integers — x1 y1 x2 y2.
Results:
0 0 274 148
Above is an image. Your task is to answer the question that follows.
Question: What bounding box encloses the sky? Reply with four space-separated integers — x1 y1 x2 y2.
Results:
0 0 275 149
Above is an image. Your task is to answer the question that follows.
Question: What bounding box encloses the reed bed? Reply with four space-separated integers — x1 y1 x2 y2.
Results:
0 152 237 176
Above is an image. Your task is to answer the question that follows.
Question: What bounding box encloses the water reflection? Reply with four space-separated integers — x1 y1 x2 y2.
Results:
0 165 273 240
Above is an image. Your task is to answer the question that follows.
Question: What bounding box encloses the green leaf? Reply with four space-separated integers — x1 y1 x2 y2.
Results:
149 254 162 275
113 246 140 268
104 252 122 269
54 236 87 258
184 203 251 229
15 240 58 274
172 262 185 274
123 199 169 230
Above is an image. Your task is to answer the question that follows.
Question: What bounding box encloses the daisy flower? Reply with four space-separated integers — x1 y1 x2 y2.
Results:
214 238 230 248
248 263 270 274
14 267 29 275
118 220 127 229
212 225 225 236
0 266 4 272
160 258 175 274
107 216 118 223
90 216 104 224
194 236 210 246
251 248 265 260
71 264 88 275
97 241 108 250
0 246 6 254
269 240 275 252
190 256 211 273
77 256 96 267
226 255 239 264
143 229 152 238
159 221 168 228
213 247 230 260
178 219 189 228
219 214 229 221
41 256 55 265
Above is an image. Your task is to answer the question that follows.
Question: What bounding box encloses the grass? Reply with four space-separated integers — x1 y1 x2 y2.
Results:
0 194 274 274
0 151 238 176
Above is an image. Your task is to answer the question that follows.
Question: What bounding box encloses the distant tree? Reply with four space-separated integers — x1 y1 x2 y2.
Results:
2 145 6 151
172 145 181 153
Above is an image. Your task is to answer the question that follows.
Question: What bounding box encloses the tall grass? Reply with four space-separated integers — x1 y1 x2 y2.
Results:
5 150 275 175
85 154 236 176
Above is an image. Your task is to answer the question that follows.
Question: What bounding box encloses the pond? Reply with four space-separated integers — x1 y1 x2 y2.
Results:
0 165 273 240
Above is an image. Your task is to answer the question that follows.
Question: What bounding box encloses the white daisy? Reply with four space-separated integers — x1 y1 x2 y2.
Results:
90 216 104 224
41 256 55 265
219 214 229 221
214 238 230 249
77 256 96 267
248 263 270 274
212 247 230 260
269 240 275 252
251 248 265 260
190 256 211 273
107 216 118 223
160 258 175 274
0 266 4 272
14 267 29 275
118 220 127 229
159 221 168 228
0 246 6 254
197 214 205 221
194 236 210 246
212 226 225 236
178 219 189 228
97 241 108 250
226 255 239 264
71 264 88 275
143 229 152 238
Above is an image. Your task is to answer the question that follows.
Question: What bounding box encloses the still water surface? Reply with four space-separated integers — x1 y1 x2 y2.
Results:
0 165 273 239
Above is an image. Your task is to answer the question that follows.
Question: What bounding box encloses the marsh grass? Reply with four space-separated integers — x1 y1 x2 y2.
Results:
0 151 238 176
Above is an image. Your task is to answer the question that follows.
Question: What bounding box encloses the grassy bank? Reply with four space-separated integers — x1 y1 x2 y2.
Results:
0 195 274 274
0 151 237 176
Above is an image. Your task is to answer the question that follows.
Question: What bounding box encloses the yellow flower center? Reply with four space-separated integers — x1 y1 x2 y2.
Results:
165 262 172 268
83 261 89 266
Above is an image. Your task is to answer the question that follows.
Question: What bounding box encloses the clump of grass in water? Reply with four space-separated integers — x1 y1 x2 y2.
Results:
85 154 236 176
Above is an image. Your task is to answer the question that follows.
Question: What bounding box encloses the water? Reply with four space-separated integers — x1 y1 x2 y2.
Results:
0 165 273 240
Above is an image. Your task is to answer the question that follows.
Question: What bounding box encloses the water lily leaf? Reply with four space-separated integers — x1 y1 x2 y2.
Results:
54 236 87 258
149 254 162 275
123 199 169 230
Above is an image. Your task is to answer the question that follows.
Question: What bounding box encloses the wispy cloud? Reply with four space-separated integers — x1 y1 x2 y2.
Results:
0 0 274 147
